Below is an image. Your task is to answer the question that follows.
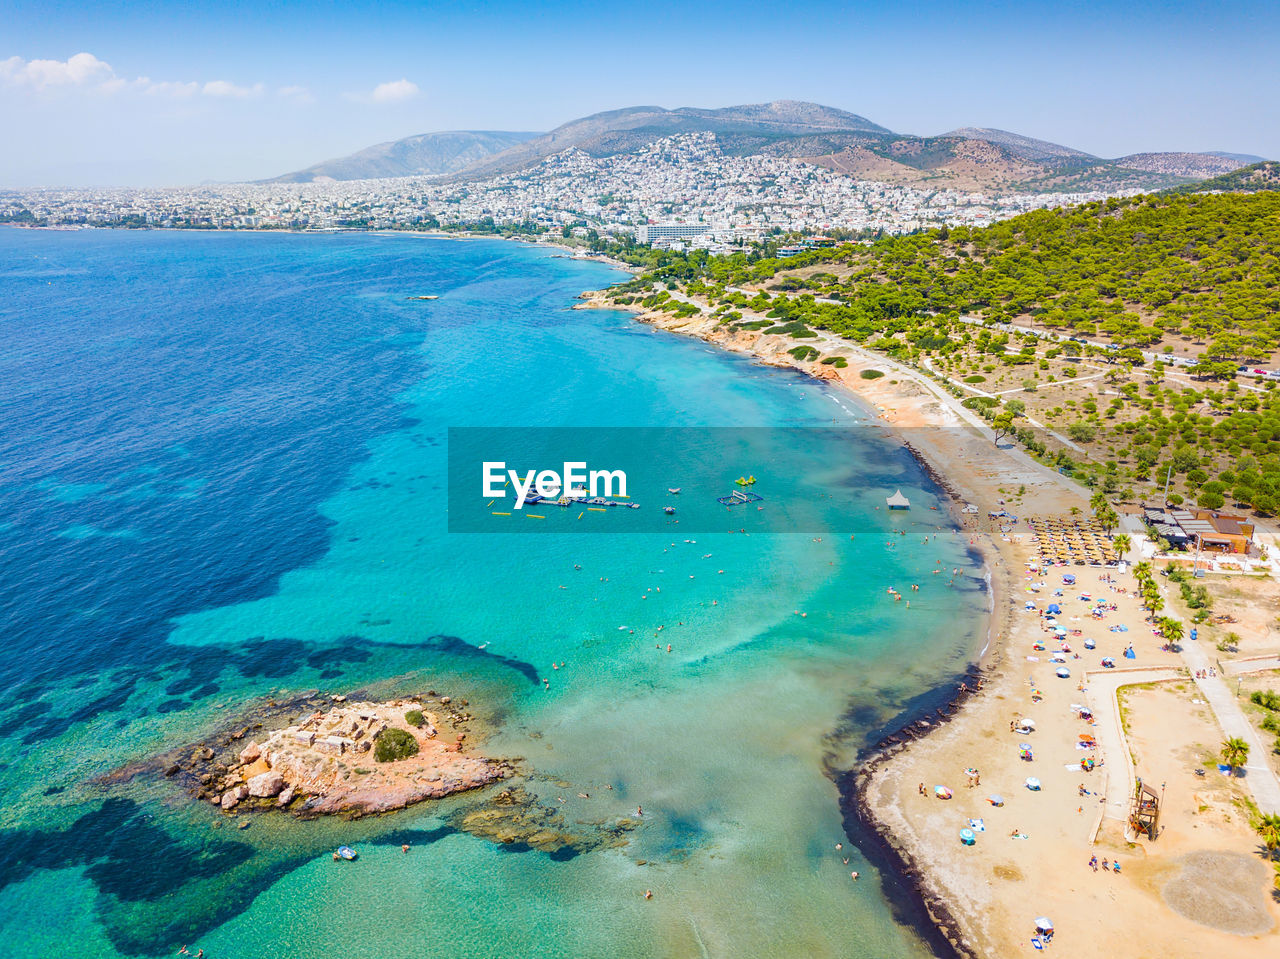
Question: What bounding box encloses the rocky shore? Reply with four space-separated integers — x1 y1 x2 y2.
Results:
103 689 513 818
835 669 990 959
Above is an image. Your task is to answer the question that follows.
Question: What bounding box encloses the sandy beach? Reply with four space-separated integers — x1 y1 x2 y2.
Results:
581 291 1280 957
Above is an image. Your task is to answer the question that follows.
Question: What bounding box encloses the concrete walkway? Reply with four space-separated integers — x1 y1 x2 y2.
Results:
1179 636 1280 815
1222 654 1280 676
1085 666 1186 822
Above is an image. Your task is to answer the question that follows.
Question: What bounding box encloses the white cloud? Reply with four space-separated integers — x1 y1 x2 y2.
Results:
0 52 273 102
370 78 419 103
140 79 200 98
202 79 264 99
1 52 115 89
277 84 313 102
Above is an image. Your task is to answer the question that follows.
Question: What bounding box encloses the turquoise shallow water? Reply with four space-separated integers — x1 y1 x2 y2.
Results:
0 229 986 958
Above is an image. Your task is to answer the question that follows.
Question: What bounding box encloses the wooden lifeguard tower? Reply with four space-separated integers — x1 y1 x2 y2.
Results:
1128 777 1162 840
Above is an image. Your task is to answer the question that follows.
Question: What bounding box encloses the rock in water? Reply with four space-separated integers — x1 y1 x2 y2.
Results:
277 786 295 807
247 771 285 798
239 741 262 764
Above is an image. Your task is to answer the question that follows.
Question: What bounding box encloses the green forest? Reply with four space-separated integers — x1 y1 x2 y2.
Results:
616 188 1280 362
606 177 1280 513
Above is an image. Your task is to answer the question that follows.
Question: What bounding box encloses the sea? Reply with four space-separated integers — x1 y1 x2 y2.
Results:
0 227 987 958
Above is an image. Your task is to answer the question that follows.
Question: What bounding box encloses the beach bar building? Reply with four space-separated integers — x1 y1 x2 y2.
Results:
1145 507 1255 554
886 490 910 510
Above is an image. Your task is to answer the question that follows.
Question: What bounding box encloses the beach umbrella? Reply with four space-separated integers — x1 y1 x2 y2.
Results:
1053 626 1068 635
933 785 953 799
1035 918 1054 932
959 828 976 846
1025 777 1042 791
1047 603 1062 615
987 794 1004 806
1055 667 1071 678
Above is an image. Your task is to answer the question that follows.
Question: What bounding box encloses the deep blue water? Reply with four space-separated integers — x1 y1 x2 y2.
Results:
0 228 983 959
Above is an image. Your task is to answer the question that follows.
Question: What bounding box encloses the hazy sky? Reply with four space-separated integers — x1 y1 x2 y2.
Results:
2 0 1276 187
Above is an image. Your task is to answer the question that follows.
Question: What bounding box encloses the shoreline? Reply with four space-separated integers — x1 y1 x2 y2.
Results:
576 287 1082 956
583 285 1280 957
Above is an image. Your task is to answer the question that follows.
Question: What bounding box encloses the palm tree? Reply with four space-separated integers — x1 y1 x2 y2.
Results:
1221 737 1251 774
1134 561 1154 581
1160 617 1184 644
1113 533 1132 561
1258 813 1280 861
1096 505 1119 534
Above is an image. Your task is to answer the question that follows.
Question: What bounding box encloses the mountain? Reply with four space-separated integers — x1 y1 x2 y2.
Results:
445 100 891 179
262 100 1263 195
266 130 540 183
944 127 1091 161
1208 151 1267 165
1112 152 1247 178
802 133 1261 194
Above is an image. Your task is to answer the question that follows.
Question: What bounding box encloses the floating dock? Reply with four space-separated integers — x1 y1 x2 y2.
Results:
717 489 764 507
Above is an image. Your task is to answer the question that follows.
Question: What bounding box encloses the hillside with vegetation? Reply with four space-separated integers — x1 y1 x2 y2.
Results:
1167 160 1280 195
603 190 1280 513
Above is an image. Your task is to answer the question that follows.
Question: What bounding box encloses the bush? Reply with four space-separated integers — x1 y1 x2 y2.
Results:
860 369 885 380
787 345 819 361
405 709 425 727
821 356 849 368
374 727 420 763
1252 689 1280 711
1067 422 1098 443
963 374 987 383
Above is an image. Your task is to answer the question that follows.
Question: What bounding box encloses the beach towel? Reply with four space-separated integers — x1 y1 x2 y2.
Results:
968 818 985 831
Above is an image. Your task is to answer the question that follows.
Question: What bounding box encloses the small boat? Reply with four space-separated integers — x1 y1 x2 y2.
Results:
407 295 439 300
335 846 357 861
667 488 681 495
663 507 676 515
